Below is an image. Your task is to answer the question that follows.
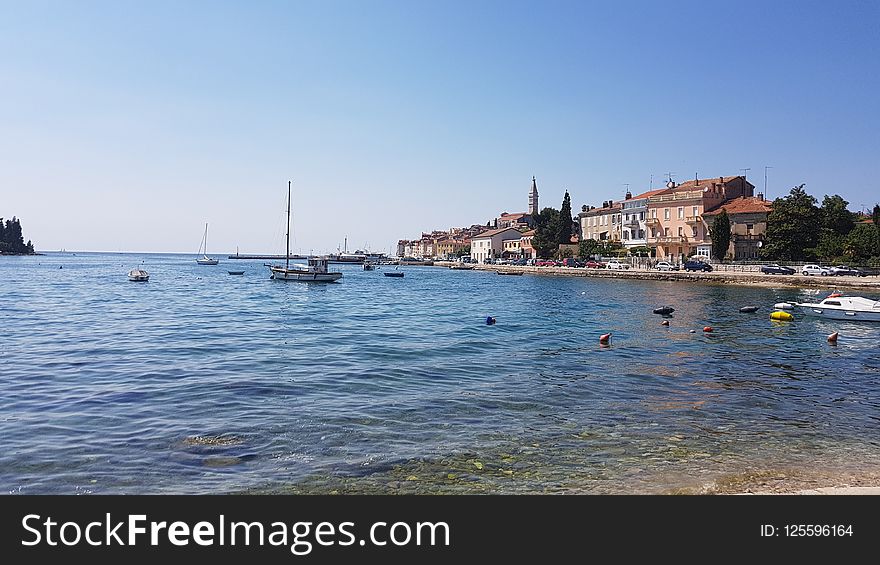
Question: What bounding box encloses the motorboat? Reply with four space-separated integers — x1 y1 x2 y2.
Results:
128 268 149 282
384 271 404 278
228 270 244 275
363 261 375 271
793 295 880 322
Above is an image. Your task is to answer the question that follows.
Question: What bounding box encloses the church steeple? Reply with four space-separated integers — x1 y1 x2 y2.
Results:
528 176 539 216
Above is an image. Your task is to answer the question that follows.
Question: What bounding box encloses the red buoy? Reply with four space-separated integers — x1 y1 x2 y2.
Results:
827 331 839 343
703 326 713 333
599 333 612 344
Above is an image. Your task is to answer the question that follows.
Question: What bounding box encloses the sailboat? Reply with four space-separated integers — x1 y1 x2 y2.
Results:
196 223 219 265
267 181 342 282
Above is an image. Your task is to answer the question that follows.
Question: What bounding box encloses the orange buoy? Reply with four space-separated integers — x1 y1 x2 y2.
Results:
661 320 670 326
703 326 713 333
828 292 843 298
599 333 612 344
827 331 839 343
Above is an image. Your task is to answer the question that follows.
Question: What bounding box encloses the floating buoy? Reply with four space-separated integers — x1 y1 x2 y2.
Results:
739 306 758 313
827 331 839 343
703 326 713 333
661 320 670 326
486 316 496 325
774 302 795 310
689 329 696 333
653 306 675 315
599 333 612 344
770 311 794 321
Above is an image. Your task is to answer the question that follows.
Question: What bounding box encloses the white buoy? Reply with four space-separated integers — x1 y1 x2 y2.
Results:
774 302 795 310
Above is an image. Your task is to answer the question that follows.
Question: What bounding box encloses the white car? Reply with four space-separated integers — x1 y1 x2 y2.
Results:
655 261 677 271
802 264 830 276
606 260 629 270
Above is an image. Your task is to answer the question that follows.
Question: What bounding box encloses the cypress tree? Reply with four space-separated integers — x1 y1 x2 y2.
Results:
709 210 731 262
557 191 573 244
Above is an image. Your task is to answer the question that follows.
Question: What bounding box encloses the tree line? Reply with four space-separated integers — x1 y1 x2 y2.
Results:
761 185 880 263
0 217 36 254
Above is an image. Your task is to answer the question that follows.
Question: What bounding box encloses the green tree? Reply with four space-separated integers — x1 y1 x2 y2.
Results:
844 224 880 261
558 247 574 259
816 229 845 260
761 184 820 261
557 191 574 244
532 207 561 258
455 245 470 257
709 210 731 262
873 204 880 227
820 195 854 235
578 239 600 258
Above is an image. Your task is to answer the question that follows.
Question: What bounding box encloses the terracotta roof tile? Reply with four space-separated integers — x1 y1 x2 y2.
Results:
702 196 773 216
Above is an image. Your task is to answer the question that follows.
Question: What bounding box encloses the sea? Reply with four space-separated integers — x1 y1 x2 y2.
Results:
2 252 879 494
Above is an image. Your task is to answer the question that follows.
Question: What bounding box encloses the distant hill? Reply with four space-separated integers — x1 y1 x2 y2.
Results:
0 217 36 255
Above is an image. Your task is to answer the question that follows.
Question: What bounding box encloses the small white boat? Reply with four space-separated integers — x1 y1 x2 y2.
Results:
196 223 219 265
793 295 880 322
363 261 375 271
268 181 342 283
128 268 149 282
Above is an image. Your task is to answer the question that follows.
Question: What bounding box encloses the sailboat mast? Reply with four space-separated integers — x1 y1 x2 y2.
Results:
204 223 209 256
286 180 291 270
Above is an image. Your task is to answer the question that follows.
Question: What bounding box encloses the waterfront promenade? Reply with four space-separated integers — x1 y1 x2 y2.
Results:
436 262 880 291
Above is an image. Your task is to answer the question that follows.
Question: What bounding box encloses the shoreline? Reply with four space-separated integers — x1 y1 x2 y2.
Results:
436 262 880 292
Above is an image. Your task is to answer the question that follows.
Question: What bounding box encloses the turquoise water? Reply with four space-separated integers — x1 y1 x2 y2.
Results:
2 252 879 494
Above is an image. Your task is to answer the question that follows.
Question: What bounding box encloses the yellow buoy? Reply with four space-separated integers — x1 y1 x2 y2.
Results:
770 310 793 321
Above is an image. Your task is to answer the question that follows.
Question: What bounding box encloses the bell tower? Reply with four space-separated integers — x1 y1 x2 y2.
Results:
528 176 539 216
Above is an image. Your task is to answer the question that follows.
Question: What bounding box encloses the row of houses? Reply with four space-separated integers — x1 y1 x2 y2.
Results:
397 174 774 264
579 175 772 261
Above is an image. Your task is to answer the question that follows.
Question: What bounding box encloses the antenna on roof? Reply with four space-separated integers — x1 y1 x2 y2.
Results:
764 166 773 199
740 167 751 180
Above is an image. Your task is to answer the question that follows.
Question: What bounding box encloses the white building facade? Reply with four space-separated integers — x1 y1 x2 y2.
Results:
470 227 524 263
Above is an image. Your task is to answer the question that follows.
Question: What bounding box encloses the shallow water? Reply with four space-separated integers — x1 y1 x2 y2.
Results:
2 253 879 494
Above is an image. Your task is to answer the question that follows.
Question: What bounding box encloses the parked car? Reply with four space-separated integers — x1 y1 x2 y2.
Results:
802 264 830 276
585 260 606 269
760 264 796 275
536 260 557 267
655 261 678 271
829 265 866 277
684 260 713 272
562 258 582 267
605 260 629 270
526 258 537 266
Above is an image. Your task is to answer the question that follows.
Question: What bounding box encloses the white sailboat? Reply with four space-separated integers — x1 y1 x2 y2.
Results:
196 223 219 265
268 181 342 282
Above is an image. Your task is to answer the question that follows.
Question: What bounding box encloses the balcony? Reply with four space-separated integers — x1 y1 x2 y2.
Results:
732 233 763 241
685 215 702 224
623 218 640 228
649 236 689 244
645 217 660 226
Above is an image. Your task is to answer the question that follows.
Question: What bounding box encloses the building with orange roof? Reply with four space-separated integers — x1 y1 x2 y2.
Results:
701 195 772 260
471 227 525 263
579 200 623 243
646 175 755 260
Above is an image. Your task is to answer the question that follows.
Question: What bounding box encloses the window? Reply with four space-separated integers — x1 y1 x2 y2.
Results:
651 209 657 218
678 207 684 219
664 208 670 220
640 212 645 220
746 223 754 232
692 226 698 238
664 228 669 237
692 206 698 217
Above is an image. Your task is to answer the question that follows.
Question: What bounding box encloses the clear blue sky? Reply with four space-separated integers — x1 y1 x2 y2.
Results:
2 0 878 253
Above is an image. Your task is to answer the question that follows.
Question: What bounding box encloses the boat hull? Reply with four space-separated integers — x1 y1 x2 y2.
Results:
197 258 219 265
797 307 880 322
269 266 342 282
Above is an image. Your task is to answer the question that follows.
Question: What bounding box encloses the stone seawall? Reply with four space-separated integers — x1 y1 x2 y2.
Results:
433 262 880 291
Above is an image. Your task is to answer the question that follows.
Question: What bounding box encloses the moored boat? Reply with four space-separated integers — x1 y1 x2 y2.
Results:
128 268 149 282
793 296 880 321
267 181 342 283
